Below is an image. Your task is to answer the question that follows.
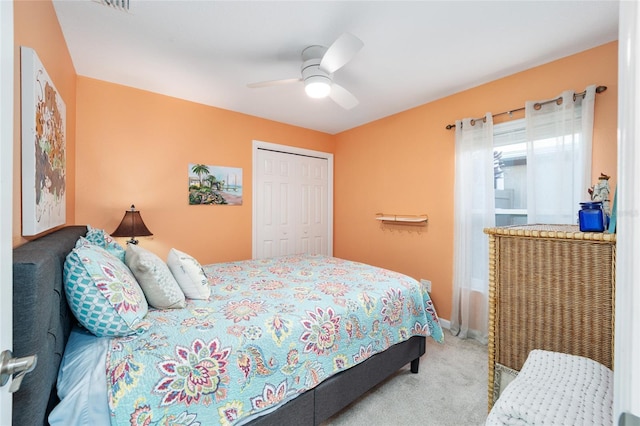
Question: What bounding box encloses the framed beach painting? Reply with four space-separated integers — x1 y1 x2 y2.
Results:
21 47 66 236
188 163 243 205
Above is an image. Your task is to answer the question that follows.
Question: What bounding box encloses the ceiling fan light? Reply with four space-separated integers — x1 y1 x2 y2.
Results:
304 75 331 99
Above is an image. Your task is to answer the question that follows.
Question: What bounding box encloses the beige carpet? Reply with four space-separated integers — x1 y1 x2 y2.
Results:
322 334 488 426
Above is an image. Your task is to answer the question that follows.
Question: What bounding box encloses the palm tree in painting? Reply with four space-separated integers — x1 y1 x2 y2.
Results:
191 164 210 187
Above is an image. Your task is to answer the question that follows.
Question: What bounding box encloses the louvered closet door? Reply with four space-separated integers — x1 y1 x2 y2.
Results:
255 148 329 259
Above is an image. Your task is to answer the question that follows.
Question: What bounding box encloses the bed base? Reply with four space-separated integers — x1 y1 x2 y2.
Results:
249 335 425 425
11 226 426 426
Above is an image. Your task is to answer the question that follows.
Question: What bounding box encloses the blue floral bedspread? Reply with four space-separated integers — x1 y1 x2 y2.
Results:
106 254 443 425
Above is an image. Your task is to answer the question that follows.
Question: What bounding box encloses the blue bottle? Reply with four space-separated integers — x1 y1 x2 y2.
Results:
579 201 605 232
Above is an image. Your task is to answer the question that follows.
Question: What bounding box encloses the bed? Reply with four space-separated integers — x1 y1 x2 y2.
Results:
12 225 443 425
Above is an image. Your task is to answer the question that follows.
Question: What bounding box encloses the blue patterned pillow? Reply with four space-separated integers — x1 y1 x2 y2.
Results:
64 243 149 337
84 225 126 262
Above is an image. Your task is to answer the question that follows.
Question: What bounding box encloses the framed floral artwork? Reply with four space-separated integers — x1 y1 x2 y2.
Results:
21 47 66 235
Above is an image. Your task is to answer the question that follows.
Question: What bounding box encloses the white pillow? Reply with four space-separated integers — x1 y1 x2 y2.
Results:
125 244 186 309
167 248 210 299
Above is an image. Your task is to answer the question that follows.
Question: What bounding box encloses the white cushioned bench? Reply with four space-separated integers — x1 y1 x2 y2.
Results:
486 349 613 426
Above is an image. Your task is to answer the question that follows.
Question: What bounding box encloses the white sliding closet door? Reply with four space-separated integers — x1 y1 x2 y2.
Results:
253 141 333 259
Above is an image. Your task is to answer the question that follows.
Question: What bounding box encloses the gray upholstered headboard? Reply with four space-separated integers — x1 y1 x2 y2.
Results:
12 225 87 426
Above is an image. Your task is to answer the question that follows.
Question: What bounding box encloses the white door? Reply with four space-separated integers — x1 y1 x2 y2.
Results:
254 148 296 257
253 141 333 259
615 2 640 422
297 155 329 255
0 0 14 421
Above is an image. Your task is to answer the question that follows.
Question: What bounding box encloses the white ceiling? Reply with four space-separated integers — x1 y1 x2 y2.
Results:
52 0 619 135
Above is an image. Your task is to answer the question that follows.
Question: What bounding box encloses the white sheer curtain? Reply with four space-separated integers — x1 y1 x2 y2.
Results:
525 85 596 224
451 114 495 343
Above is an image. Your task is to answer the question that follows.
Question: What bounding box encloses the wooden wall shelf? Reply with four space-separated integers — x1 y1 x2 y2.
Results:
375 214 428 224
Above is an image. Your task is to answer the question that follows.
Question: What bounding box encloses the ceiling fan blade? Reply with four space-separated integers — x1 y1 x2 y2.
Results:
247 78 301 88
330 83 359 110
320 33 364 74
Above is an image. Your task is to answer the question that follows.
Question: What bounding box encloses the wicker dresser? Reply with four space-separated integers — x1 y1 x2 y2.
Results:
484 224 616 410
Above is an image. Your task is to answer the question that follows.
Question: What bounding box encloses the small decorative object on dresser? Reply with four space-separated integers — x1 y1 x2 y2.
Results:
484 224 615 410
578 201 606 232
608 187 618 234
588 172 612 216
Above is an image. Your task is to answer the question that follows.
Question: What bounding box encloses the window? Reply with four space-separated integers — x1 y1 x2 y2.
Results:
493 100 588 226
493 118 527 226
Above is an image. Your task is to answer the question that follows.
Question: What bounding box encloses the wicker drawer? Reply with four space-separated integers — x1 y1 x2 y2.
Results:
484 225 615 410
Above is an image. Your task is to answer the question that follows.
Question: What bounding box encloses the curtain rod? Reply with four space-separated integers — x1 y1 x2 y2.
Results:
445 85 607 130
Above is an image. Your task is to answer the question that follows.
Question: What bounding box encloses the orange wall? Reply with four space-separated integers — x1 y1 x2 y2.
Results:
333 41 618 321
13 0 77 246
74 77 334 264
13 2 617 323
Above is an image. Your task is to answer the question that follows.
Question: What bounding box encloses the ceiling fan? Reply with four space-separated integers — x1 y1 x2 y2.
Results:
247 33 364 110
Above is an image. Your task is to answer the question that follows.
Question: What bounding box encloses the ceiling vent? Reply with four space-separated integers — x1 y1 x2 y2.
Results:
95 0 130 12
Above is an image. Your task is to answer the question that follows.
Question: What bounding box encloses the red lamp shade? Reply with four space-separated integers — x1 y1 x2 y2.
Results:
111 205 153 244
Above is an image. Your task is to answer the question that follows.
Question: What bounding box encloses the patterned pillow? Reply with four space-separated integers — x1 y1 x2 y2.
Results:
84 225 126 262
166 248 211 300
64 243 149 337
125 244 186 309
